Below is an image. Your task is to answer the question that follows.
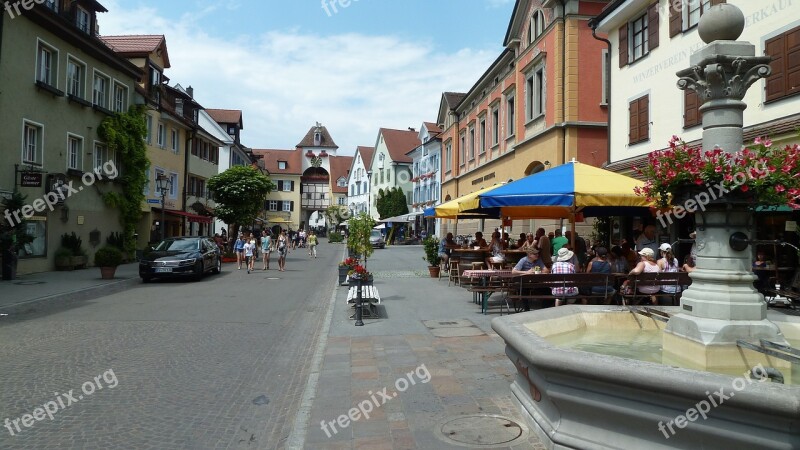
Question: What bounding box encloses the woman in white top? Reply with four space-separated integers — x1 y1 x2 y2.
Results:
277 230 288 272
629 247 661 305
261 232 272 270
486 231 505 266
657 243 681 296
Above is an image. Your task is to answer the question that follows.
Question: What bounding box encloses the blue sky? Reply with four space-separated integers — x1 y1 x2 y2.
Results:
100 0 516 153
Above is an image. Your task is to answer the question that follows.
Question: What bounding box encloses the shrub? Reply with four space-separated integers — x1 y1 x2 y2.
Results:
422 236 441 267
106 231 125 250
94 246 123 267
61 232 84 256
328 232 344 243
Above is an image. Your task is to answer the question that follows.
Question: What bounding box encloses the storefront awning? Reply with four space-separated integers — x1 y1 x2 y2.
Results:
153 208 213 223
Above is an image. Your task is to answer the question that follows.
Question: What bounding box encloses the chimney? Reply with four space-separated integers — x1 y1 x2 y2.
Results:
186 86 194 98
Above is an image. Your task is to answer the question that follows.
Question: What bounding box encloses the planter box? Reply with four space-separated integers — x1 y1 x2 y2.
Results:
338 266 349 285
55 257 73 271
71 256 87 269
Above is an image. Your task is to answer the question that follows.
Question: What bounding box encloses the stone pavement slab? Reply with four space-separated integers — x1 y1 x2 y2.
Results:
302 245 544 449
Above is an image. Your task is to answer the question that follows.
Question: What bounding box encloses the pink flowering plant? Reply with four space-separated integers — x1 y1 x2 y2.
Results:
634 136 800 209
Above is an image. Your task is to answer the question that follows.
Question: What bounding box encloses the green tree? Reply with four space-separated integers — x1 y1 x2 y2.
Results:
376 187 409 219
208 166 274 238
347 212 375 266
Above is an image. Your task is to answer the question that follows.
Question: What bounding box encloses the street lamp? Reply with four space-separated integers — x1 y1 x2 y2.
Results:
366 170 372 218
155 173 172 241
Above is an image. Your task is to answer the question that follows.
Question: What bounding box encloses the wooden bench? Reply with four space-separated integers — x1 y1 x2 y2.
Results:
621 272 692 306
506 273 617 309
346 285 381 318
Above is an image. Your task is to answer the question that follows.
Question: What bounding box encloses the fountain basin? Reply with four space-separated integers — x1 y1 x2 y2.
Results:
492 306 800 449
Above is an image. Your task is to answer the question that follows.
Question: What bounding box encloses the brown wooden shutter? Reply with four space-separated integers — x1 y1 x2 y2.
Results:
648 2 659 50
786 26 800 98
629 99 639 144
277 180 284 191
618 23 629 68
684 89 701 128
638 96 650 141
765 34 786 102
669 0 682 38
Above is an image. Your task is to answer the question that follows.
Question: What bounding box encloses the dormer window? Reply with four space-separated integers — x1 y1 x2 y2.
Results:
227 126 236 136
76 7 90 34
313 132 321 146
149 65 160 87
278 161 287 170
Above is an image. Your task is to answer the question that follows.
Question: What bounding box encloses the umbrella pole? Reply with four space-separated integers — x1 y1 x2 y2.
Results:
570 213 576 250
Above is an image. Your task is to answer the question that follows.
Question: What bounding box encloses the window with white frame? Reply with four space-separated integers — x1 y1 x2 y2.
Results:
459 132 466 165
282 181 292 192
278 161 287 170
36 42 56 85
526 65 545 120
362 181 367 193
113 82 127 112
684 0 711 30
469 126 475 160
157 123 165 148
529 10 545 43
282 201 291 212
169 173 178 198
145 115 152 143
94 142 114 172
67 57 85 98
338 196 346 205
171 129 178 153
22 121 43 165
491 107 499 145
506 94 516 137
76 7 90 33
93 72 109 108
67 135 83 170
269 200 278 211
601 49 609 105
479 117 486 155
445 142 452 172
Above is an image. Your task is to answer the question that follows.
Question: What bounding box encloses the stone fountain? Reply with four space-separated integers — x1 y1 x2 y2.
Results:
492 5 799 449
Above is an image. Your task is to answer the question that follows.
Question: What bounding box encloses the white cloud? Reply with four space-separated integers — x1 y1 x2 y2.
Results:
98 1 499 154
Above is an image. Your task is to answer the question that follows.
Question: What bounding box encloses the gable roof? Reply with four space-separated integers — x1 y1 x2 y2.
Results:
251 149 302 175
297 123 338 149
356 146 375 169
503 0 530 47
443 92 467 109
380 128 421 164
206 109 243 129
100 34 171 68
329 156 354 194
423 122 442 135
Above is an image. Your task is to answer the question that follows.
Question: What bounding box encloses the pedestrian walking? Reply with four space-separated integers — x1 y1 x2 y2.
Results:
244 236 255 274
277 229 288 272
234 233 245 270
308 231 318 258
261 231 272 270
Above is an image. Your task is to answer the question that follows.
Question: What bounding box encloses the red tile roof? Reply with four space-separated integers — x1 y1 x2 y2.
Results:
252 149 302 175
206 109 243 128
329 156 354 194
357 146 375 169
100 35 170 68
380 128 420 164
423 122 442 135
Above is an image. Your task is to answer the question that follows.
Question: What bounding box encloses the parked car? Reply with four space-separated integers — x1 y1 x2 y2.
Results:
139 236 221 282
369 229 385 249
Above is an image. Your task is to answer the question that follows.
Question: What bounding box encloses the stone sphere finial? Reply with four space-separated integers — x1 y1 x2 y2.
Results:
698 4 745 43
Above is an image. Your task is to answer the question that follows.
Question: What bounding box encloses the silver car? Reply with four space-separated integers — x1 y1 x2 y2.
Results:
369 230 385 249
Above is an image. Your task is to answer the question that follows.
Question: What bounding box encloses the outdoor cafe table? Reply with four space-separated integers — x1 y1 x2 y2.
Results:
462 269 516 314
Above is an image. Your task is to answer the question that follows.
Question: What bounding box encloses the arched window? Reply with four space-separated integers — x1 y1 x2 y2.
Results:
529 10 545 43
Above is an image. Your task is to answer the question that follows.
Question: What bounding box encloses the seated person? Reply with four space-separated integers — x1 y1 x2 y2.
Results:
512 248 550 311
501 232 511 250
585 247 616 303
629 247 661 305
470 231 488 249
486 231 505 266
552 248 579 306
514 233 527 250
609 245 629 274
438 232 457 269
752 250 771 291
519 233 535 250
681 255 695 273
512 248 550 275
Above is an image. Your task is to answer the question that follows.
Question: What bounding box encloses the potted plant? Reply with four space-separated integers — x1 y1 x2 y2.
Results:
94 246 123 279
221 251 237 263
423 236 441 277
348 264 373 286
338 257 359 285
54 248 73 271
61 232 87 269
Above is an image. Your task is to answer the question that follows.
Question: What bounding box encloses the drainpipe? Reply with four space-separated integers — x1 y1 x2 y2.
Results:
560 0 567 166
589 18 612 167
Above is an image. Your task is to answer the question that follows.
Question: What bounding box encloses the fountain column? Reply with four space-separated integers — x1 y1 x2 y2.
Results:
664 4 789 360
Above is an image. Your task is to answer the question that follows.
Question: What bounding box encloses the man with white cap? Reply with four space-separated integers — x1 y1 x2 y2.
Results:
552 248 579 306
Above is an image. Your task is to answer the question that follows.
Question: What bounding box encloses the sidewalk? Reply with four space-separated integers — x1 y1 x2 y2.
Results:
298 246 543 449
0 263 140 314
